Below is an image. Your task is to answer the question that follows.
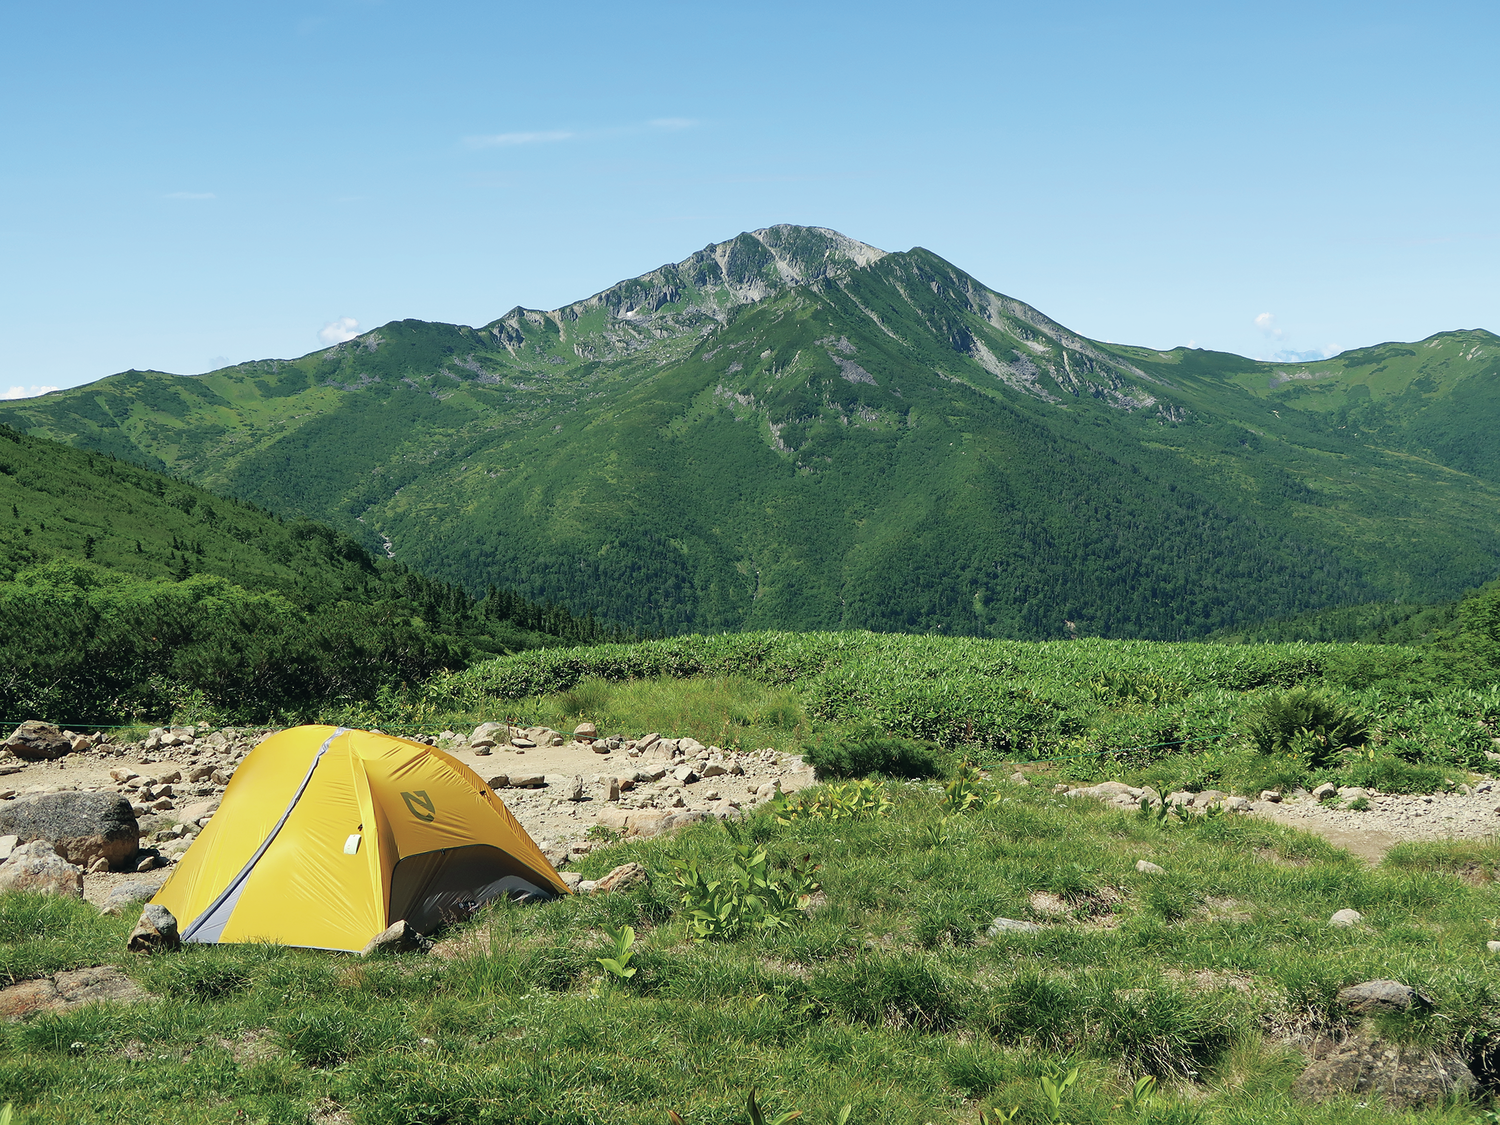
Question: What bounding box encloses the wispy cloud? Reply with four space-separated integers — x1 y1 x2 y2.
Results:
1253 312 1283 340
164 191 216 200
0 385 59 401
319 317 360 345
463 130 575 149
648 117 696 130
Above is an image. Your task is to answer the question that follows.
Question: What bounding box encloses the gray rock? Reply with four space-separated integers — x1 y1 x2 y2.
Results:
701 760 728 778
1337 980 1433 1015
1313 782 1338 800
100 873 171 915
636 732 661 751
361 919 433 956
0 840 83 897
1009 771 1029 785
509 774 546 788
565 775 586 801
987 917 1043 936
127 903 181 953
0 792 139 870
1292 1035 1474 1109
3 721 71 761
1259 790 1282 803
1135 859 1165 875
1488 940 1500 954
672 766 700 785
1329 908 1363 928
753 780 781 804
577 880 598 895
0 835 16 861
486 774 510 790
559 871 583 891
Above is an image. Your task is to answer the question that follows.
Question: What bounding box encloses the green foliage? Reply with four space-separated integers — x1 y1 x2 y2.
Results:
594 924 637 981
672 843 820 941
773 780 892 823
1244 686 1367 767
802 728 940 779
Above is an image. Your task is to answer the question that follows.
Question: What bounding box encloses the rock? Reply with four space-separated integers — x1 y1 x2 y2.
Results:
1337 787 1370 801
1488 941 1500 954
510 738 536 749
187 764 216 782
1010 771 1029 785
178 799 218 825
361 919 432 956
509 774 546 789
0 966 151 1020
987 917 1043 936
1165 790 1193 806
672 766 700 785
1135 859 1165 875
157 769 182 785
1337 980 1433 1015
1292 1034 1475 1109
1312 782 1338 800
635 767 667 783
1222 796 1251 813
471 721 505 744
0 840 83 897
87 856 110 874
753 780 781 804
701 760 728 778
573 721 598 742
636 732 661 751
595 862 649 894
566 775 585 802
679 738 706 757
1329 909 1363 928
1067 781 1139 801
127 904 181 952
4 721 71 761
100 873 171 915
607 779 620 801
559 871 583 891
210 769 231 786
135 853 161 873
0 835 15 862
577 880 598 895
486 774 509 790
1259 790 1282 803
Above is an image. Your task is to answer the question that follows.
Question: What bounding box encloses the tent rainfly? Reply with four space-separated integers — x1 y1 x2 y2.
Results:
152 725 568 951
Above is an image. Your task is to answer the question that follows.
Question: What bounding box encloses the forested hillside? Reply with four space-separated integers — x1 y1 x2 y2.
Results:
6 226 1498 640
0 424 619 723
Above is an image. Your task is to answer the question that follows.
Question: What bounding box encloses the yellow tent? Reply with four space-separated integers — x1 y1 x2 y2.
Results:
152 725 568 951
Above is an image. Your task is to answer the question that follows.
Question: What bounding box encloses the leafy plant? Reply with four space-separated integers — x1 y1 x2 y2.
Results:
942 761 990 814
774 779 892 823
1037 1063 1080 1123
803 728 940 779
746 1088 801 1125
594 924 637 981
672 844 820 941
1115 1074 1157 1113
1245 686 1368 767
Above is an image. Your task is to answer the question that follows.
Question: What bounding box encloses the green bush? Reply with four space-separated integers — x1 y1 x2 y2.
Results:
1244 686 1367 767
803 729 940 779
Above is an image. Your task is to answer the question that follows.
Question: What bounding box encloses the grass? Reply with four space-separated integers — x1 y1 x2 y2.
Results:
3 774 1500 1121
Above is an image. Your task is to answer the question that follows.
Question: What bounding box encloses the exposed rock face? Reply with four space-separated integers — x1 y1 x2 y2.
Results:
128 904 181 953
1293 1036 1475 1109
1337 980 1433 1015
0 966 152 1019
3 721 71 761
0 792 139 870
0 840 83 897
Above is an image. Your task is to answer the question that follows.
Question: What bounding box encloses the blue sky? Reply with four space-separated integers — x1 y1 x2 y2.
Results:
2 0 1496 397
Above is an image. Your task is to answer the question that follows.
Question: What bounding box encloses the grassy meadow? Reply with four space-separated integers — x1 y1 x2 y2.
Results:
4 775 1500 1122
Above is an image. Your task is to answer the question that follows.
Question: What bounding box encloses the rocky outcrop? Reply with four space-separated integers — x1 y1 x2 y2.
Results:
3 721 71 761
0 966 152 1020
1293 1036 1474 1109
0 792 139 870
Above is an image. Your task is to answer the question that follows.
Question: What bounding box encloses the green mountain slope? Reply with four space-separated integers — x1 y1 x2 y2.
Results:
6 226 1499 640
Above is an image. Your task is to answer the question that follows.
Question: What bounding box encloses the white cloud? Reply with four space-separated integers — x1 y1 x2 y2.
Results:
649 117 696 130
319 317 360 345
164 191 216 200
0 385 59 401
463 130 574 149
1254 312 1283 340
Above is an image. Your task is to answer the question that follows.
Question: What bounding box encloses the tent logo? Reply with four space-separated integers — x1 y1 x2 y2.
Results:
401 790 437 822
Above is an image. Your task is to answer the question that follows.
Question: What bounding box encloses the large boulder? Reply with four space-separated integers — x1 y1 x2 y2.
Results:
0 840 84 897
0 792 139 870
1293 1035 1475 1109
3 721 71 761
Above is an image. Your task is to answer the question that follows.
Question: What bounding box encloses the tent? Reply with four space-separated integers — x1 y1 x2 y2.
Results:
152 725 568 951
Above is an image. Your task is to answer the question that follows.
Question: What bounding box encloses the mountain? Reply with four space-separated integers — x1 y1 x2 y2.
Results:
6 225 1499 640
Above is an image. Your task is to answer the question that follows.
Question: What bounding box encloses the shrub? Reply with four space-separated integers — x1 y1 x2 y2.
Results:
1244 686 1367 767
673 844 819 941
803 729 940 779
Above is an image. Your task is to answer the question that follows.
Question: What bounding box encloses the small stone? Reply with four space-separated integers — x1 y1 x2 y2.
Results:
636 733 661 751
187 764 216 782
1487 941 1500 954
607 779 620 801
127 904 181 953
1135 859 1165 875
560 871 583 891
753 780 781 804
987 917 1043 936
1010 771 1029 785
577 880 598 895
672 766 699 785
1329 908 1363 928
566 775 585 802
0 835 16 861
210 770 231 786
510 738 536 749
1312 783 1338 800
87 856 110 874
1259 790 1282 803
509 775 546 789
701 760 728 778
703 789 720 802
135 854 160 873
591 742 610 754
573 721 598 742
361 919 432 956
486 774 510 790
594 862 648 894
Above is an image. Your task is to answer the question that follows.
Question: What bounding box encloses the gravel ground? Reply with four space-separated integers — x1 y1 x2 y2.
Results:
1251 781 1500 861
